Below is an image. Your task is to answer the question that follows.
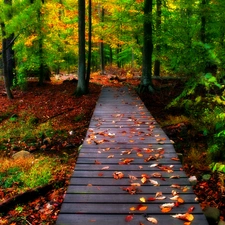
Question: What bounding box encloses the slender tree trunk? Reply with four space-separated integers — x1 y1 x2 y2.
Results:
86 0 92 87
1 22 14 99
154 0 162 77
38 0 45 85
99 6 105 74
139 0 154 93
76 0 88 96
201 0 207 44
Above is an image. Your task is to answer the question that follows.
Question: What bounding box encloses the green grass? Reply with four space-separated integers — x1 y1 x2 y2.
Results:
0 157 57 191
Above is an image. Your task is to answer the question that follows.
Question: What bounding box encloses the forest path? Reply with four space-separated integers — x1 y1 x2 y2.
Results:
56 86 208 225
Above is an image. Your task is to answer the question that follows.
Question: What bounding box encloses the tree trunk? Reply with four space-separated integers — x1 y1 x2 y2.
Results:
76 0 88 96
1 0 15 99
37 0 45 85
201 0 207 44
138 0 154 93
99 6 105 75
154 0 162 77
86 0 92 87
1 24 14 99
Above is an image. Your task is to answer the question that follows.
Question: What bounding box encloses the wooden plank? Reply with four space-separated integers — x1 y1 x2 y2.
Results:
71 170 187 178
63 193 197 203
69 177 191 186
66 185 194 194
56 86 208 225
67 184 194 195
74 164 183 171
59 202 203 214
56 214 207 225
75 157 181 165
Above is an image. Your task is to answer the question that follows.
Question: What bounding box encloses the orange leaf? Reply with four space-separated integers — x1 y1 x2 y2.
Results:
130 207 136 211
172 213 194 222
177 197 185 204
161 207 172 213
113 171 124 179
136 204 148 211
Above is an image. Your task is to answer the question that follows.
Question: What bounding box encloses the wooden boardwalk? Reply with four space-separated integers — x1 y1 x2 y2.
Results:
56 87 208 225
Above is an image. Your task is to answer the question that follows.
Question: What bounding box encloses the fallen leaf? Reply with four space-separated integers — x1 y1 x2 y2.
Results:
145 216 158 224
113 171 124 179
161 207 172 213
160 203 175 209
149 179 160 186
137 152 143 157
139 166 143 169
172 213 194 222
131 183 141 186
95 160 101 165
129 175 138 180
141 177 147 184
182 186 189 192
125 215 134 222
101 166 109 170
155 196 166 200
107 154 114 158
149 164 158 168
170 175 180 179
187 206 195 213
151 172 162 178
147 197 156 201
140 197 146 202
177 197 185 204
119 158 134 164
121 150 132 155
171 157 180 161
98 173 104 177
108 132 115 137
136 204 148 211
129 206 136 211
155 192 162 197
170 184 181 189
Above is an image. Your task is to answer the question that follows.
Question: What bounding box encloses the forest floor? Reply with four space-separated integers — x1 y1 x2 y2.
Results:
0 69 224 224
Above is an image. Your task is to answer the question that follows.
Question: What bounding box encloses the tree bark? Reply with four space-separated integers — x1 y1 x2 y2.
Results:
76 0 88 96
99 6 105 75
138 0 154 93
154 0 162 77
1 22 14 99
86 0 92 88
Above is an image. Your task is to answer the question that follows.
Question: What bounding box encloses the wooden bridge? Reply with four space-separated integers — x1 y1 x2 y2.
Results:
56 86 208 225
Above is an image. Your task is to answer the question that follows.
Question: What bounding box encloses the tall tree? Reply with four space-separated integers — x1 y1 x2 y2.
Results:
99 5 105 74
76 0 88 95
86 0 92 87
139 0 154 93
1 0 14 99
154 0 162 77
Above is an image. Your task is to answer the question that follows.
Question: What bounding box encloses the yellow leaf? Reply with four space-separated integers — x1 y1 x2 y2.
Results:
140 197 146 202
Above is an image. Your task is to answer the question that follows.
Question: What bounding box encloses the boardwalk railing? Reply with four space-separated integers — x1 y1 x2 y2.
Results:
56 86 208 225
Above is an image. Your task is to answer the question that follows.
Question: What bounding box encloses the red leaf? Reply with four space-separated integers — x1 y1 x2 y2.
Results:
125 215 134 222
147 197 156 201
187 206 195 213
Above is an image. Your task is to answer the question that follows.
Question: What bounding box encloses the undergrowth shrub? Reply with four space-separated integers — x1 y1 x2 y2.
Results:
167 72 225 162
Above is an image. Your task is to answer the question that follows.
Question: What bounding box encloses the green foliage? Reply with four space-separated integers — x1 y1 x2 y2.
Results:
21 158 53 188
210 162 225 173
0 157 56 190
0 167 23 188
73 113 84 122
0 112 54 143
